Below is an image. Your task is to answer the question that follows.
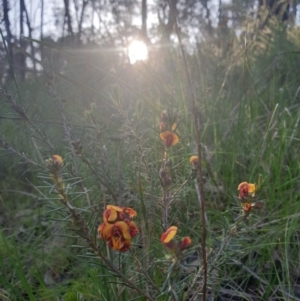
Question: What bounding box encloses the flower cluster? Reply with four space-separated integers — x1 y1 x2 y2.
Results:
161 226 192 255
159 111 179 148
98 205 139 252
237 181 263 215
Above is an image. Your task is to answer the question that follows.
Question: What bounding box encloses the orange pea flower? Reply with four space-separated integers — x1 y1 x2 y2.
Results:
242 201 263 214
98 222 106 239
100 221 131 241
109 239 131 252
160 131 179 148
238 182 256 199
119 207 137 223
190 156 199 168
103 205 123 223
189 156 198 163
52 155 63 166
161 226 192 254
46 155 63 174
98 205 139 252
129 221 139 238
103 205 137 224
99 221 131 250
177 237 192 251
242 203 252 212
161 226 178 244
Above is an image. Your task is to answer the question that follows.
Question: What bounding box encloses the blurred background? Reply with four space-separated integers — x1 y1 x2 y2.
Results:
1 1 300 299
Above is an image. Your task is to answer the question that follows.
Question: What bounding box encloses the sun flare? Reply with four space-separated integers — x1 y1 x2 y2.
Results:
128 40 148 64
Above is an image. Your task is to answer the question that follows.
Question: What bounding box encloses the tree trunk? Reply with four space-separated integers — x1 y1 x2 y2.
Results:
201 0 212 34
64 0 74 37
3 0 14 79
40 0 44 60
141 0 147 39
19 0 26 80
159 0 178 41
78 0 89 43
21 0 37 72
259 0 290 21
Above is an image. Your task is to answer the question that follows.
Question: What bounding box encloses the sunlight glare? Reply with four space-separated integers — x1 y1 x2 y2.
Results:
128 41 148 64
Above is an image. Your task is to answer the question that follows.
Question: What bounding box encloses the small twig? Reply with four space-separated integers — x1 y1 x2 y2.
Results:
162 189 170 230
0 137 45 170
194 178 208 224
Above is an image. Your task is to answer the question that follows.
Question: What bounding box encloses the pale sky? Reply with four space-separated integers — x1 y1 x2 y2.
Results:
6 0 233 41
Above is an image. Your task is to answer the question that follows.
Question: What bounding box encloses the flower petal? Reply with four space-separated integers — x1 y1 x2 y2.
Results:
129 221 139 238
98 223 106 239
52 155 63 165
104 208 118 222
242 203 252 212
115 221 131 240
248 183 256 194
159 131 179 147
110 235 125 251
101 223 115 241
170 133 179 146
120 240 131 252
123 207 137 218
238 182 256 199
237 182 248 190
160 131 172 140
161 226 178 244
107 205 123 212
190 156 198 163
178 237 192 251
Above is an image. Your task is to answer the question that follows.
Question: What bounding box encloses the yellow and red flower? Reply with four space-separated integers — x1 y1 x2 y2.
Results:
161 226 192 254
103 205 123 223
160 131 179 148
52 155 63 166
238 181 264 215
177 237 192 251
46 154 63 173
242 202 252 212
103 205 137 224
161 226 177 243
241 201 264 214
129 221 139 238
237 182 256 199
189 156 198 163
190 156 199 169
98 205 139 252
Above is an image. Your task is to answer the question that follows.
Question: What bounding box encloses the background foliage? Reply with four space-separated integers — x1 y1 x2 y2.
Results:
1 0 300 300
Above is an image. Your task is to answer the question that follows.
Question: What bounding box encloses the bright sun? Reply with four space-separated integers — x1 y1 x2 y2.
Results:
128 40 148 64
